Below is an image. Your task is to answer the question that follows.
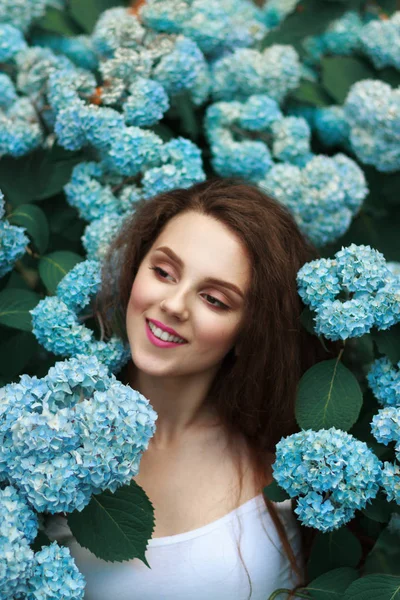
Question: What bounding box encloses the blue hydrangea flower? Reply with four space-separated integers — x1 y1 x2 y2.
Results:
82 213 127 261
314 296 375 340
139 0 267 56
0 0 48 32
0 486 37 599
369 281 400 331
105 126 164 176
0 220 29 278
152 35 209 102
359 12 400 70
296 258 341 311
0 23 27 61
25 542 86 600
0 73 17 110
16 46 75 98
335 243 389 294
380 461 400 505
0 355 157 514
54 99 88 151
91 7 146 58
47 68 96 114
142 162 206 199
321 11 363 55
344 79 400 173
57 260 102 312
367 358 400 408
237 94 283 131
64 161 121 222
0 486 38 545
271 116 311 165
124 76 170 127
211 44 301 104
259 154 367 247
273 428 382 532
371 406 400 446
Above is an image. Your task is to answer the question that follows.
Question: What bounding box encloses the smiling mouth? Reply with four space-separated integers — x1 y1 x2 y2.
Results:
146 319 187 343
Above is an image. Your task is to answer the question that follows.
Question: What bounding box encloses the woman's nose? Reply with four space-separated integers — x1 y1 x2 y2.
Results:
160 288 190 320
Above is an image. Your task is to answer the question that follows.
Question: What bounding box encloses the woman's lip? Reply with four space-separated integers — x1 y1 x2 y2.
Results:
147 318 187 341
145 319 188 346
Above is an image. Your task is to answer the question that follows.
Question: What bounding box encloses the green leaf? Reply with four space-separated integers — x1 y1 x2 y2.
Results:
263 479 290 503
0 151 44 206
38 251 83 295
375 0 397 15
362 492 400 524
67 481 155 567
34 6 83 35
343 574 400 599
0 331 38 377
69 0 124 33
290 80 334 108
34 144 85 201
296 358 363 431
8 204 49 255
321 56 375 105
307 528 362 581
306 567 358 599
0 289 40 332
364 522 400 575
371 325 400 365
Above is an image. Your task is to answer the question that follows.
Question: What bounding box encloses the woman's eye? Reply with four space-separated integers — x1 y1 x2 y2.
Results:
149 266 229 310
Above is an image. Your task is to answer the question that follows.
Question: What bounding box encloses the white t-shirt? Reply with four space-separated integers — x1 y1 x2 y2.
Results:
45 495 303 600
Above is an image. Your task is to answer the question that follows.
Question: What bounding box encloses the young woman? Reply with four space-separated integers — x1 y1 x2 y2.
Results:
46 177 333 599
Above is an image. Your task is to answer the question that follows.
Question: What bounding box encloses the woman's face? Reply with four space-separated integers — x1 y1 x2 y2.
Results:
126 211 251 379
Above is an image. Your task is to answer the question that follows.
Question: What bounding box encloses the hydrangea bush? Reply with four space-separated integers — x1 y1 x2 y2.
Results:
0 0 400 597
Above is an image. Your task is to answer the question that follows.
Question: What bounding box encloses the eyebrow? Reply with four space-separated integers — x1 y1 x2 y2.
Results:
154 246 244 299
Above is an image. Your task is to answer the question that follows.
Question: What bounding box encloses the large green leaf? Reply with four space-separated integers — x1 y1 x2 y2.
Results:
306 567 358 599
295 358 363 431
364 523 400 575
0 152 44 206
34 7 83 35
0 289 40 332
263 479 290 503
321 56 375 105
343 574 400 599
290 80 334 108
34 144 85 201
38 251 83 295
68 481 155 567
307 528 362 581
371 325 400 365
0 330 38 377
69 0 125 33
362 492 400 524
8 204 49 255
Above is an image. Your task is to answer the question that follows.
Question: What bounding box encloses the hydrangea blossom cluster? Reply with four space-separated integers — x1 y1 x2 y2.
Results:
0 485 85 599
343 79 400 173
0 96 43 157
0 486 37 598
210 45 301 104
359 12 400 70
0 0 63 32
30 259 131 372
64 137 204 223
82 212 128 261
0 354 157 514
313 106 350 148
297 244 400 340
303 11 364 64
371 404 400 505
367 358 400 408
259 154 367 247
0 190 29 278
138 0 267 57
0 23 27 61
272 428 382 532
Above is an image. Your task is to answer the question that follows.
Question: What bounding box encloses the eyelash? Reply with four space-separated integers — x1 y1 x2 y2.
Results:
148 266 230 311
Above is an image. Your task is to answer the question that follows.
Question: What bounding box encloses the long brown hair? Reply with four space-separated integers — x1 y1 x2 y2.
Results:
96 176 337 596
